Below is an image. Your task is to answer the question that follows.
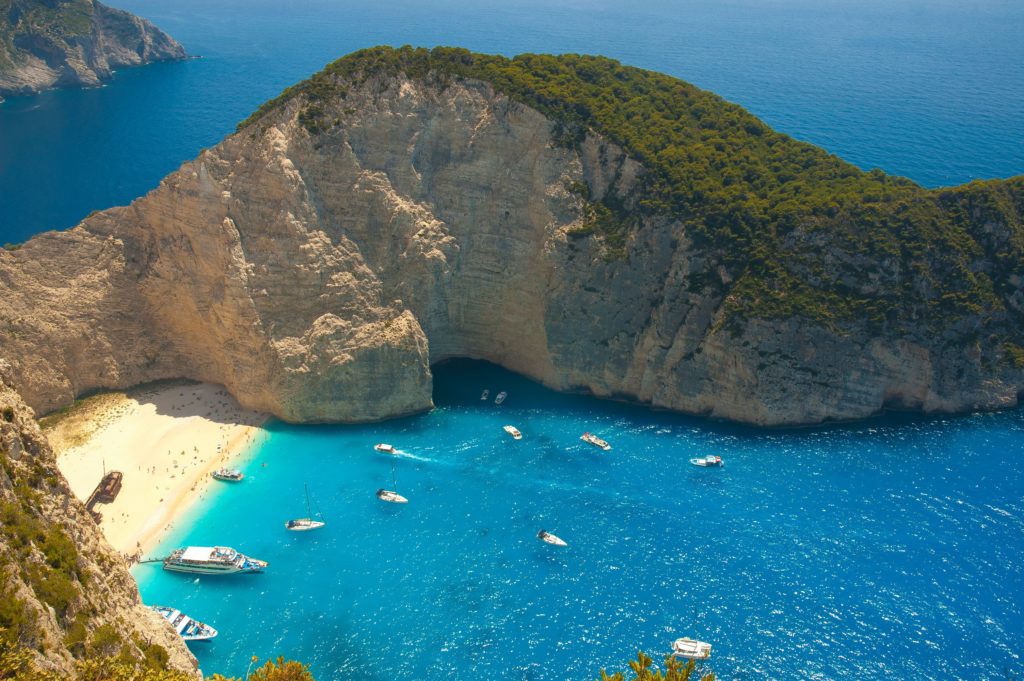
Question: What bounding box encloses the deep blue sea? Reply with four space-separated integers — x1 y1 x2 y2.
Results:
3 0 1023 678
134 361 1024 680
1 0 1024 244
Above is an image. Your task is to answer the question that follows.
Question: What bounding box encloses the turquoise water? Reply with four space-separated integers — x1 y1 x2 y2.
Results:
134 360 1024 680
2 0 1023 243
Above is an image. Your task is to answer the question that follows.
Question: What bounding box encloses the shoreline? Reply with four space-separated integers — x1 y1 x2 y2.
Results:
45 382 268 556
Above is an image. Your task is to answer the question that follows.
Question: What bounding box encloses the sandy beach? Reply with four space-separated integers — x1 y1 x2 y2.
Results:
45 382 267 556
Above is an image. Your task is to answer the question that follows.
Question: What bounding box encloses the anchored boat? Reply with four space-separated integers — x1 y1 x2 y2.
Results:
537 529 567 546
163 546 266 575
285 484 326 531
580 432 611 451
690 455 723 467
671 637 712 659
211 468 244 482
151 605 218 641
376 488 408 504
503 425 522 440
494 391 507 405
480 389 490 400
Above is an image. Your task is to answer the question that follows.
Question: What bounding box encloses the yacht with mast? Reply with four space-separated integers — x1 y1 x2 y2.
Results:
285 484 326 531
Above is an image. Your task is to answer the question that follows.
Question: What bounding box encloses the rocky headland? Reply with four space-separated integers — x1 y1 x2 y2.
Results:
0 0 184 101
1 46 1023 427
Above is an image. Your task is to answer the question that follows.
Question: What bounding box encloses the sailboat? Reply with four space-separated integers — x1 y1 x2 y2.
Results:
285 484 326 531
376 458 408 504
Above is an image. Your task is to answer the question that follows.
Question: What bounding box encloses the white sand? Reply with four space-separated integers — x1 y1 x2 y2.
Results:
46 382 267 556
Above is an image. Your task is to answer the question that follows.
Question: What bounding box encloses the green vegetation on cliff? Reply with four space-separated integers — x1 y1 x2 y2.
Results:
239 46 1024 343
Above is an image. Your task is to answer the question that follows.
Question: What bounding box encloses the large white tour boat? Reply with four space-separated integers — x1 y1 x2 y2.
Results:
163 546 267 575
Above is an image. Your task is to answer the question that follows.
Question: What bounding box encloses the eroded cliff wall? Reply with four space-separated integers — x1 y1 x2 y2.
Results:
1 66 1023 426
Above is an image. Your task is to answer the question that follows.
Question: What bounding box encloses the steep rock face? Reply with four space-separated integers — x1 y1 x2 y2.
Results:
0 361 196 676
1 53 1023 426
0 0 184 101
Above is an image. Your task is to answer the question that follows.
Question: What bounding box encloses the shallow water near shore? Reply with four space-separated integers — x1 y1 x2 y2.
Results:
134 359 1024 680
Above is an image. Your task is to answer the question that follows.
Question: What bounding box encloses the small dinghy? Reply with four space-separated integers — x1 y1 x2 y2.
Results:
537 529 567 546
671 637 712 659
494 391 507 405
481 389 490 400
285 484 326 531
151 605 217 642
690 455 723 468
211 468 244 482
374 443 396 454
376 488 408 504
580 432 611 451
503 425 522 440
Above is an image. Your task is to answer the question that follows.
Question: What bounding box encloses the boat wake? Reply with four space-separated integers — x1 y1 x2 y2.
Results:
392 450 434 463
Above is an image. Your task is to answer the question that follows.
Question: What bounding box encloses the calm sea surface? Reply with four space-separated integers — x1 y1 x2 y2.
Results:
3 1 1023 677
134 360 1024 680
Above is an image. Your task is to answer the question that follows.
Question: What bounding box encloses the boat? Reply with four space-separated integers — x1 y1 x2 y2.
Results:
376 457 408 503
285 484 326 531
690 455 723 467
580 432 611 451
374 443 396 454
162 546 267 575
503 425 522 440
537 529 567 546
494 391 507 405
211 468 244 482
376 488 408 504
150 605 218 642
671 637 712 659
481 389 490 400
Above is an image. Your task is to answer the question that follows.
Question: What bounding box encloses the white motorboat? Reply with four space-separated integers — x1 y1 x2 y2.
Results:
503 425 522 440
374 443 396 454
580 432 611 451
481 389 490 400
211 468 244 482
537 529 567 546
150 605 218 642
163 546 267 575
376 488 408 504
690 455 723 467
285 484 326 531
494 391 507 405
671 637 712 659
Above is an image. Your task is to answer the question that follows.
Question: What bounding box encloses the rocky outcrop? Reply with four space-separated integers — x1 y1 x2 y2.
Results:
0 361 196 676
0 0 184 101
1 49 1023 426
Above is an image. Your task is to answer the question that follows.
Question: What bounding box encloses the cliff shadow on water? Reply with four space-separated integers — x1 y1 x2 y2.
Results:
428 357 1004 443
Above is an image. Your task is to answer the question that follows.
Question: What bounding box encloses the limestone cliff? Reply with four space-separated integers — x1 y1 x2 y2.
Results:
0 0 184 101
1 46 1023 426
0 361 196 676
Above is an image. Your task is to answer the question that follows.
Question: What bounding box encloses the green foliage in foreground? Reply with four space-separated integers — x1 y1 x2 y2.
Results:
0 637 315 680
238 45 1024 337
599 652 714 681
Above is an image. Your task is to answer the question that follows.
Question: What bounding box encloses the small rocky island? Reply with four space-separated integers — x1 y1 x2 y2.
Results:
1 46 1023 428
0 0 184 101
